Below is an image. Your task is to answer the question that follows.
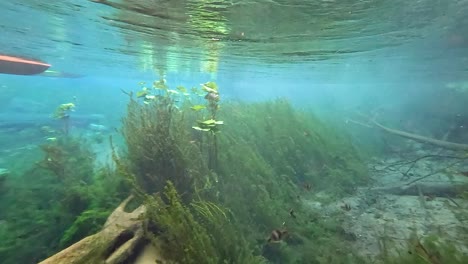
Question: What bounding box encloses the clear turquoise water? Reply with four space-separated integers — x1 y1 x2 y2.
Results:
1 1 467 263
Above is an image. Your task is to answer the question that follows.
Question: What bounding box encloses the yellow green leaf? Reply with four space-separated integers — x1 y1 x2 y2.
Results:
190 105 206 111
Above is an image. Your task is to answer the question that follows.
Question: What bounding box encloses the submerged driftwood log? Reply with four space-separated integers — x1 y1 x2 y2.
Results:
370 120 468 151
348 116 468 198
39 195 161 264
369 183 468 197
347 117 468 151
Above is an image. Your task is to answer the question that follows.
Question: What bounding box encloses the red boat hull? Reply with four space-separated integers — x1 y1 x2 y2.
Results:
0 55 51 75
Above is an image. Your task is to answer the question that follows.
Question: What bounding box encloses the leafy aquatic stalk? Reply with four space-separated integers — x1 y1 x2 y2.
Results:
191 81 223 171
53 102 75 135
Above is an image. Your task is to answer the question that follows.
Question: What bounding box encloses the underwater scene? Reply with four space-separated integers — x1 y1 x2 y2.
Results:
1 1 468 263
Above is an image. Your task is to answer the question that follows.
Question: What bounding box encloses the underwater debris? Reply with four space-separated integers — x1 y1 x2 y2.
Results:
38 195 148 264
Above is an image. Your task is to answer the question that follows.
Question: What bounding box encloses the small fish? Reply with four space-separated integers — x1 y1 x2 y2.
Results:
289 208 296 219
458 171 468 177
341 203 351 211
267 229 288 243
303 182 312 191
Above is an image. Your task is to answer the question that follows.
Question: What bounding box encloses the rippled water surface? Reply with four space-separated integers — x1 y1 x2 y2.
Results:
1 0 467 79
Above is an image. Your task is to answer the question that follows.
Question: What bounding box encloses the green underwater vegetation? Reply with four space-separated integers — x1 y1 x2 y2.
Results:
376 231 468 264
110 79 373 263
0 79 467 264
137 181 266 264
0 111 127 263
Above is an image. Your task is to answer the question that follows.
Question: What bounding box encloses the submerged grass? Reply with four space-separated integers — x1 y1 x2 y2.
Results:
0 137 127 263
1 80 466 263
113 82 373 263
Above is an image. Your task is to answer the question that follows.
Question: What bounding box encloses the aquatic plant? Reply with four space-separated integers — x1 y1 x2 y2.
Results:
191 81 223 171
218 99 368 194
110 135 264 263
0 137 126 264
377 232 468 264
116 80 272 262
27 80 371 263
58 209 111 248
53 102 75 119
53 102 75 135
35 137 93 183
135 181 262 263
121 81 212 197
203 98 370 262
